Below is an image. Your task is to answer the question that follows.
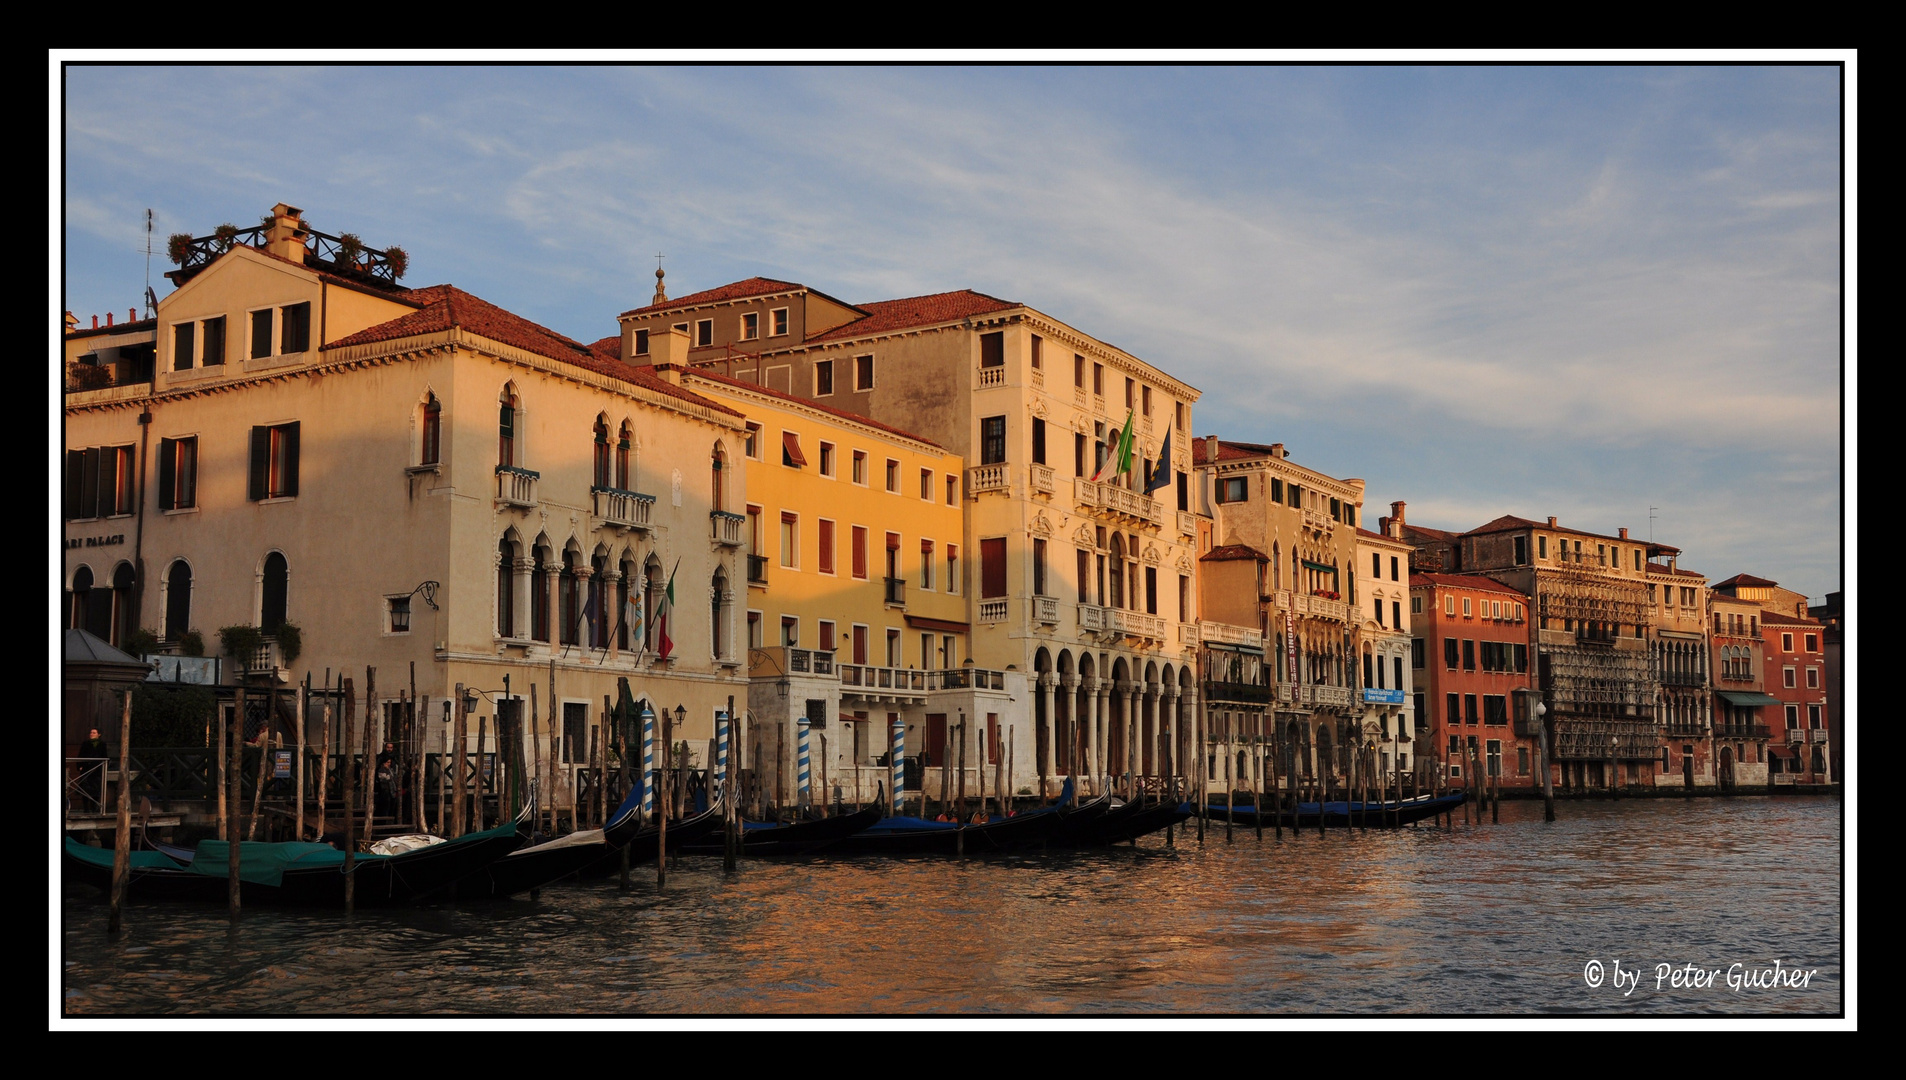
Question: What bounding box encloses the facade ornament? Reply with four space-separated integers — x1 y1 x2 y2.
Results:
671 468 683 507
1142 543 1161 565
1073 525 1095 547
1031 511 1053 537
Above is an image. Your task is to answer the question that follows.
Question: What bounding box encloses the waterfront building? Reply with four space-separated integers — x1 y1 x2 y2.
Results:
662 363 1000 811
1404 514 1668 793
617 275 1207 799
1646 553 1713 790
1355 521 1416 784
1759 609 1833 785
62 204 750 806
1196 438 1364 789
1195 544 1271 800
1405 571 1536 791
1808 590 1843 781
1709 589 1774 789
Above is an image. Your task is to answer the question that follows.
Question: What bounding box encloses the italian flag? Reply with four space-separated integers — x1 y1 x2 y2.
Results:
655 559 679 659
1090 410 1136 484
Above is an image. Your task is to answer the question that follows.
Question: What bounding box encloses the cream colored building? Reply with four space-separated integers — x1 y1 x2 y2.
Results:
61 204 751 807
1355 523 1416 782
618 277 1206 800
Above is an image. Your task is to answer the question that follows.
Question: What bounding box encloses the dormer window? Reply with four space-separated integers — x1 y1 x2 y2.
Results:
741 312 759 340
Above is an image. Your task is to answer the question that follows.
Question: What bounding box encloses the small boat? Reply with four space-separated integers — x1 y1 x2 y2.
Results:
1205 791 1465 829
448 785 647 900
678 806 882 857
1060 794 1192 845
827 801 1066 856
577 796 728 877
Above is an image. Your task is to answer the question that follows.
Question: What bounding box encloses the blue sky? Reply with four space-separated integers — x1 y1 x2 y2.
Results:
59 63 1848 601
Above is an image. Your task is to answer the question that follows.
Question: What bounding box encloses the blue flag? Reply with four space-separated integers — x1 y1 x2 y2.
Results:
1144 430 1172 496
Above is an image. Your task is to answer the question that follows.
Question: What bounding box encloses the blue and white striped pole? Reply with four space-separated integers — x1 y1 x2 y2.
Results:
890 715 905 817
640 704 656 820
796 716 812 809
714 710 730 795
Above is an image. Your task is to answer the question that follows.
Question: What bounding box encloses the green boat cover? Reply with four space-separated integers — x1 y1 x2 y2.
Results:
184 818 518 886
64 837 192 872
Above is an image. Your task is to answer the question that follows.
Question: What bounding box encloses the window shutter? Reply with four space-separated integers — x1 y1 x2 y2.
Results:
981 537 1007 598
65 450 86 520
251 309 273 359
249 426 268 501
93 447 114 519
157 438 176 511
282 422 300 496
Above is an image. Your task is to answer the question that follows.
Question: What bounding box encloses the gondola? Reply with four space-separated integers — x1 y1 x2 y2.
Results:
62 803 530 907
444 784 647 900
1059 794 1193 845
678 806 882 857
1203 791 1465 829
576 795 728 877
826 801 1066 856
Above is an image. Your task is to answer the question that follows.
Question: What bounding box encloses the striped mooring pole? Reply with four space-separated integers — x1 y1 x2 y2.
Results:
715 710 730 794
796 716 812 809
640 704 656 819
890 715 906 817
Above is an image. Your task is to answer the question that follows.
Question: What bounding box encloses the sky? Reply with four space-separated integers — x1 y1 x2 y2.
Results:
57 62 1850 602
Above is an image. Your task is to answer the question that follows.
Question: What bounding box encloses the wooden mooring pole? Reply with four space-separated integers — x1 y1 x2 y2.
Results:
108 689 133 933
341 678 356 912
229 684 245 917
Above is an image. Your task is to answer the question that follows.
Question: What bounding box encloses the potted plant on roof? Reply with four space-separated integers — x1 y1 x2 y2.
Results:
383 245 408 281
334 232 363 272
166 232 194 266
212 222 239 253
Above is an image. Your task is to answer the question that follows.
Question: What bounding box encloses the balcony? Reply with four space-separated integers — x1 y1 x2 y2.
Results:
747 555 769 586
1030 463 1056 496
710 510 745 547
1078 604 1166 642
1074 477 1163 526
927 667 1009 691
1657 670 1706 688
748 645 835 680
1809 729 1829 743
969 463 1010 496
1714 723 1769 740
1180 623 1200 646
592 486 655 531
1302 507 1335 532
1032 595 1059 624
976 365 1006 389
979 598 1010 623
1200 621 1264 650
1177 510 1198 538
1661 722 1708 738
884 577 906 607
839 663 928 701
1288 592 1347 623
1310 684 1354 709
496 465 540 509
1204 680 1273 705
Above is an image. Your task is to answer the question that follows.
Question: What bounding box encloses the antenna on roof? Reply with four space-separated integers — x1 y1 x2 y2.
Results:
143 209 154 319
652 253 667 305
1648 506 1658 543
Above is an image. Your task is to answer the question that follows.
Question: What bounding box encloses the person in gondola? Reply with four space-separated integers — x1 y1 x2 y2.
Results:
374 742 397 818
77 727 109 812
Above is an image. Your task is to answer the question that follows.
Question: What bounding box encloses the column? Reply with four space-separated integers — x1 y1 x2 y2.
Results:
1059 673 1080 782
1121 679 1139 797
1039 672 1057 797
512 557 534 641
600 567 622 659
1090 677 1108 795
1159 683 1176 787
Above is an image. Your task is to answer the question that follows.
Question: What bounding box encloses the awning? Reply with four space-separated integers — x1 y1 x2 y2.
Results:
1717 690 1783 707
1302 560 1338 574
780 431 808 466
1768 744 1797 759
905 615 970 634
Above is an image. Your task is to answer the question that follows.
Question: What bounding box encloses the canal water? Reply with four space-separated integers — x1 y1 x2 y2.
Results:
58 796 1842 1017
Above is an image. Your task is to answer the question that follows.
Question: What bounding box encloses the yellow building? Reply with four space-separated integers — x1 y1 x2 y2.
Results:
61 204 750 818
673 367 1012 810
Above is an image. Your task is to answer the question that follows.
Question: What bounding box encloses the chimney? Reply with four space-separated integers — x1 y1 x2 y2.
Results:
1203 435 1218 463
129 309 137 324
1270 442 1284 459
1547 516 1557 528
649 326 689 382
1619 527 1629 540
106 312 113 327
91 315 99 330
264 203 310 264
64 311 78 333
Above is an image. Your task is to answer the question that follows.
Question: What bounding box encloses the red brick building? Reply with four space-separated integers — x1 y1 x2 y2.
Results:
1409 573 1539 790
1760 610 1832 784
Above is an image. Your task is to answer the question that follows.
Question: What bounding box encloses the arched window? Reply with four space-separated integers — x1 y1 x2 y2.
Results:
617 555 637 651
1108 534 1125 608
164 560 192 642
711 568 729 659
617 422 632 490
499 385 518 467
559 549 580 646
593 415 611 489
497 537 516 638
421 393 442 465
112 562 137 648
712 442 727 512
590 552 610 648
530 544 550 642
69 565 93 633
261 552 289 630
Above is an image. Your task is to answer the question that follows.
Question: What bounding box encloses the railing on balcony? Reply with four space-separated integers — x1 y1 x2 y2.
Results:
592 485 655 531
1031 368 1044 390
1657 670 1706 688
1073 387 1088 408
1078 604 1166 641
1809 729 1829 743
1030 463 1055 496
496 465 540 508
1550 719 1665 760
747 555 769 586
1661 722 1708 737
978 598 1010 623
1200 621 1264 650
1180 624 1200 646
748 645 836 679
976 365 1006 388
927 667 1009 691
1204 680 1273 705
1031 596 1058 624
1074 477 1163 526
839 664 929 696
1310 684 1354 709
968 463 1009 496
1177 510 1197 538
710 510 745 546
66 356 154 394
1286 593 1347 623
884 577 906 606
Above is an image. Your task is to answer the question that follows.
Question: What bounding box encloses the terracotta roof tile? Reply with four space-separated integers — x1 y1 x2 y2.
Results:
619 277 807 319
1714 573 1780 588
1646 565 1706 579
679 367 946 450
1208 439 1283 462
1408 572 1529 597
1200 544 1268 563
1757 611 1819 627
804 289 1019 345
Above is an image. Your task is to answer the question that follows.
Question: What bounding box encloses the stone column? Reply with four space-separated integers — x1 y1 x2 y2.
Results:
1060 673 1080 783
1091 677 1109 795
512 557 534 641
599 568 623 659
1159 683 1176 786
1121 680 1140 798
1142 680 1160 781
1038 672 1057 800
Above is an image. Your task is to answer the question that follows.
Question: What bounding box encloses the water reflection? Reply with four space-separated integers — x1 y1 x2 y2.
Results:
61 797 1840 1015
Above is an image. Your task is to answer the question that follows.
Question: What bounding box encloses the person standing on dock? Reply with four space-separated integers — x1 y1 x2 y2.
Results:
79 727 109 812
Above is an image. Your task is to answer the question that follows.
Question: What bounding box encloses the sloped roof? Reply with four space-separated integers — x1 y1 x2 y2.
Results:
804 290 1020 344
1201 544 1268 563
1758 611 1819 627
1647 564 1706 579
619 277 808 319
1464 514 1549 536
1714 573 1780 588
64 627 149 668
1208 439 1282 462
1408 573 1529 598
679 367 946 450
1401 523 1460 543
323 286 739 417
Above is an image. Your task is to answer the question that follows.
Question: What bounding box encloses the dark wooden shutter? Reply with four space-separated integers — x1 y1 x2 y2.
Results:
92 447 113 519
282 422 300 497
157 438 176 510
65 450 87 520
251 308 273 358
979 331 1004 367
1032 418 1046 465
981 537 1007 599
249 426 268 501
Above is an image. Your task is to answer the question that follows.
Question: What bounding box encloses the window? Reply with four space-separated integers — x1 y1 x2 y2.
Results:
280 302 310 353
1074 354 1085 387
1445 638 1460 671
593 416 612 487
946 475 957 506
920 468 933 500
1805 633 1819 652
1179 574 1189 620
1393 601 1401 629
1391 556 1400 581
980 331 1004 368
1462 639 1475 671
1808 704 1822 730
852 449 867 485
780 512 798 568
1093 363 1104 396
886 629 901 667
981 416 1006 465
1782 667 1795 688
172 322 194 371
1484 695 1508 726
250 308 274 359
1030 334 1043 369
617 423 632 488
852 526 868 580
633 329 650 356
1462 597 1472 618
1373 553 1382 579
261 551 289 630
1124 377 1135 409
499 387 518 467
815 359 835 397
885 459 900 492
157 436 198 511
1446 694 1460 729
695 319 713 347
819 442 836 478
1075 433 1087 477
248 422 300 500
771 308 789 336
1781 632 1794 652
1538 536 1547 560
946 545 958 594
1145 566 1157 614
1412 638 1425 669
1374 598 1384 625
1514 535 1527 565
1175 402 1186 431
782 431 807 469
1287 483 1301 508
163 559 192 641
1218 477 1248 503
562 703 588 764
1491 601 1501 620
782 616 799 647
851 624 868 665
981 537 1007 599
1785 704 1799 729
201 316 226 367
818 519 836 575
420 396 442 466
1032 418 1046 465
855 354 875 391
921 539 935 589
530 548 550 642
921 633 935 669
1444 595 1455 616
744 423 761 459
1806 667 1818 689
740 312 759 340
1412 596 1422 614
1463 694 1479 726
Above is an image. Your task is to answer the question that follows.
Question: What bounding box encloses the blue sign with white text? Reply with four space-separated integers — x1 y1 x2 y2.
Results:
1362 688 1406 705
